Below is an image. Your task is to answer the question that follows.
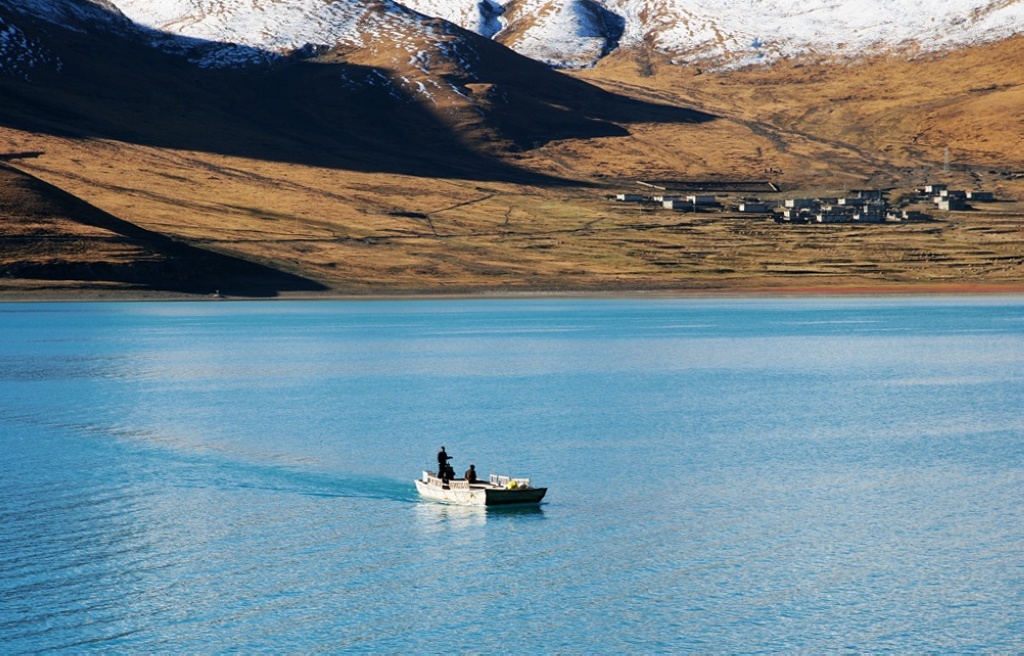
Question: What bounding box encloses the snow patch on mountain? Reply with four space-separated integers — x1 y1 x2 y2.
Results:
107 0 471 91
0 0 126 32
14 0 1019 74
400 0 506 37
109 0 364 66
493 0 622 68
106 0 493 107
109 0 445 63
613 0 1024 68
385 0 1024 68
0 11 61 80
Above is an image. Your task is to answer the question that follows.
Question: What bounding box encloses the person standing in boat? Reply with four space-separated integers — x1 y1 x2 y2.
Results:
437 446 454 481
464 464 477 483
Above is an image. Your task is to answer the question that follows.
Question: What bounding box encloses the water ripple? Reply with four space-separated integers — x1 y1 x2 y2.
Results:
2 298 1023 652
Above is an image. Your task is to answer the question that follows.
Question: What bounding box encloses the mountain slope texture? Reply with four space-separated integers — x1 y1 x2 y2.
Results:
4 0 1022 74
1 0 1022 296
96 0 1024 68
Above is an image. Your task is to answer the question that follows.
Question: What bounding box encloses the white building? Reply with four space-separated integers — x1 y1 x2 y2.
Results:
853 206 886 222
887 209 928 222
780 208 812 222
935 198 966 211
816 207 854 223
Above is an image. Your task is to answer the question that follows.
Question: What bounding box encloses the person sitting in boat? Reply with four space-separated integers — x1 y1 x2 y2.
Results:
437 446 454 481
464 464 477 483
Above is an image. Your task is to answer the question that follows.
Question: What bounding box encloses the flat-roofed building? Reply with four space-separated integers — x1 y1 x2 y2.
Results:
935 197 967 211
816 207 854 223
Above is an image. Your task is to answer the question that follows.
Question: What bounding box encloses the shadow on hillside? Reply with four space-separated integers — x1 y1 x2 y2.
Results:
0 4 716 186
0 164 326 296
448 32 715 151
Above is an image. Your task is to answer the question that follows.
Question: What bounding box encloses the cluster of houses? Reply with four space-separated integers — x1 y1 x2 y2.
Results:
612 184 999 224
614 193 720 210
911 184 995 211
612 189 913 223
769 190 922 224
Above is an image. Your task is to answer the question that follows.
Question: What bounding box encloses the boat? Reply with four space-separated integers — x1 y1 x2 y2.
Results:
415 471 547 506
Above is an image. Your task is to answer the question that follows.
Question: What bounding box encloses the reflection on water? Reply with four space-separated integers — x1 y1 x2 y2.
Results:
415 500 489 529
414 499 545 530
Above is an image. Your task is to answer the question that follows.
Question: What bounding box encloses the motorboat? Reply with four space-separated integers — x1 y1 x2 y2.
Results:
415 471 547 506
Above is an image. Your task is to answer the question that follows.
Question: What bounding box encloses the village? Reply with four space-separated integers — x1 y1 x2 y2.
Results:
611 182 1004 224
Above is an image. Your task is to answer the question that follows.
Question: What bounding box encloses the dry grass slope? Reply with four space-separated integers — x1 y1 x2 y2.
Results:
0 162 326 296
1 19 1022 297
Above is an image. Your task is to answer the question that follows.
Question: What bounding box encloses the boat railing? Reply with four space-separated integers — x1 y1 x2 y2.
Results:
422 471 447 487
489 474 532 489
448 480 470 490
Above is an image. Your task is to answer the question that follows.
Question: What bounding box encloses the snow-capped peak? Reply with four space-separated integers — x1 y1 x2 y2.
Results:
7 0 1023 74
614 0 1024 69
436 0 1024 68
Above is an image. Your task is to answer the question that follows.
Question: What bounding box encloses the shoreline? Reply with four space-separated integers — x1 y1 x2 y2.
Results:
2 282 1024 303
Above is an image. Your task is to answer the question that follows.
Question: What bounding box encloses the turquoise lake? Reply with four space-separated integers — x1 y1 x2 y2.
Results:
2 297 1023 652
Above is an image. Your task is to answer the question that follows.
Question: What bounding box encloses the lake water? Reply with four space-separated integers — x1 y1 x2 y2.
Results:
1 297 1023 653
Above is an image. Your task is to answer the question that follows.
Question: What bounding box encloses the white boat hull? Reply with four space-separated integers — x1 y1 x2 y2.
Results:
415 473 547 506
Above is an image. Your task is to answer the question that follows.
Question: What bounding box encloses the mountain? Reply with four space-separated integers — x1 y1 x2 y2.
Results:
0 0 716 294
7 0 1019 83
1 0 1022 296
0 0 707 180
401 0 1024 68
105 0 1024 70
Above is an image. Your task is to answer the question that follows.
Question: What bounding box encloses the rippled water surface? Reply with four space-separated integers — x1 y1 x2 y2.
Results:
2 297 1023 652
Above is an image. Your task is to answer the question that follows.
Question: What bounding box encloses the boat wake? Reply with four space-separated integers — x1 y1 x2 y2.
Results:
6 409 420 505
152 449 421 504
237 465 420 504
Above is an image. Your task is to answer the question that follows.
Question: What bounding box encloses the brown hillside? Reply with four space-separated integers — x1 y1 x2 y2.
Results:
1 11 1022 297
566 36 1024 192
0 162 326 296
0 6 704 183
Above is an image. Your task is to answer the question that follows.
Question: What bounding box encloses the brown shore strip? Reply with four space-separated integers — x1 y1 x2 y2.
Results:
2 281 1023 303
